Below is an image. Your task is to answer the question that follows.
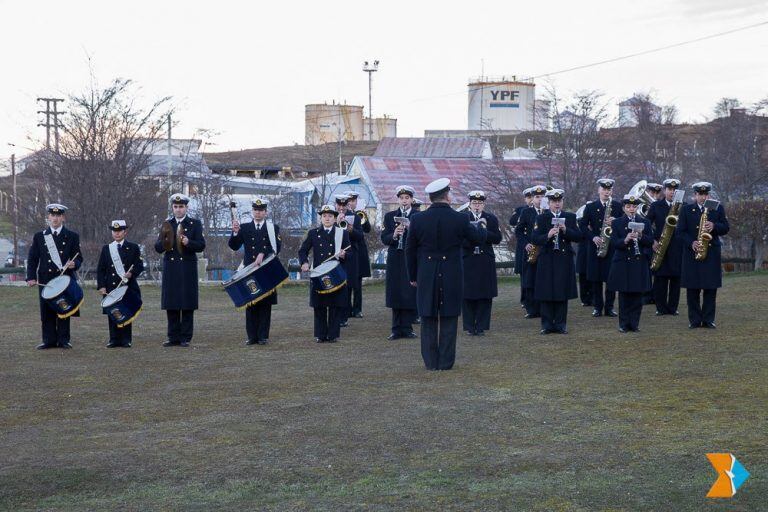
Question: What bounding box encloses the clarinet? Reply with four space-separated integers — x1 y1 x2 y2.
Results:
397 229 405 251
633 236 641 256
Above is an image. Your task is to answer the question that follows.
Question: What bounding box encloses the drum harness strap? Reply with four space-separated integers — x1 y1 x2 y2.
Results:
109 241 126 277
44 232 64 271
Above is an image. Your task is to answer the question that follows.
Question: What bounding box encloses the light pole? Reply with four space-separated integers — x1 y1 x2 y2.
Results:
362 60 379 141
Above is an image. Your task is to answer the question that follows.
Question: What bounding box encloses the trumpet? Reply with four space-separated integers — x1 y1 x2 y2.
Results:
337 219 349 230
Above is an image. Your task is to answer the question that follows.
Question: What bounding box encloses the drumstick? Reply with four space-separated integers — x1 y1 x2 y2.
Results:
118 264 135 286
319 245 351 265
58 252 80 277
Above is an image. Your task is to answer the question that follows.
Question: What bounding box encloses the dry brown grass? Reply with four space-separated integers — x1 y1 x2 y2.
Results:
0 273 766 511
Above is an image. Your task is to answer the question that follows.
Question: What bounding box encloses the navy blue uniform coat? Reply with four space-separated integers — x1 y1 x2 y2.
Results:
97 241 144 295
228 220 282 306
509 205 527 275
531 211 579 301
27 226 83 284
405 202 486 317
516 206 541 288
462 211 502 300
298 226 351 307
579 199 624 282
676 202 729 289
153 216 206 310
606 215 653 293
381 208 417 310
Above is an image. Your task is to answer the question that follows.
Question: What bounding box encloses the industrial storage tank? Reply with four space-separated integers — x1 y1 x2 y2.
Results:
305 102 364 145
363 116 397 141
467 76 536 131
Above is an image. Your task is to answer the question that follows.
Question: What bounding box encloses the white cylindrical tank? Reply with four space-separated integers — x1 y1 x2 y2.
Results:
467 77 535 131
305 103 364 145
363 116 397 141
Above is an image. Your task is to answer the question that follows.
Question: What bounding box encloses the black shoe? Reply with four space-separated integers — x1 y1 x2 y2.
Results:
580 302 591 307
405 331 418 338
592 310 603 317
36 343 55 350
179 341 190 347
123 342 132 348
163 340 178 347
256 339 269 345
354 312 363 318
315 337 324 343
106 341 120 348
245 339 258 345
339 321 349 328
618 327 628 333
605 310 618 317
524 313 539 319
475 330 485 336
703 322 717 329
327 338 338 343
688 323 700 329
464 330 474 336
387 333 401 340
540 329 552 335
655 311 664 316
559 329 568 334
59 342 72 349
671 311 680 316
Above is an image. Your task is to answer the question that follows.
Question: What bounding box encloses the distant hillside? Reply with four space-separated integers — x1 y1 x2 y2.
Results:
205 141 379 174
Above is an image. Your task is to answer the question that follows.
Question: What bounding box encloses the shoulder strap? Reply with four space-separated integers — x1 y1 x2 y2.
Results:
334 226 343 255
109 241 126 276
44 233 63 270
266 220 277 254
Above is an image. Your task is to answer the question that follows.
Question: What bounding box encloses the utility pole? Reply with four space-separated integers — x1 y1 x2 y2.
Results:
11 153 18 267
362 60 379 141
37 98 65 152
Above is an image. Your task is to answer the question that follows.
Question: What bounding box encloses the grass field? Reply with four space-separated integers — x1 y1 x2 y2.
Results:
1 273 766 511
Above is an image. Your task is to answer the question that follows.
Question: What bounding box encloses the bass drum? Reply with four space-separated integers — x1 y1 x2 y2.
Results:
310 260 347 294
223 254 289 309
101 285 143 328
41 275 84 319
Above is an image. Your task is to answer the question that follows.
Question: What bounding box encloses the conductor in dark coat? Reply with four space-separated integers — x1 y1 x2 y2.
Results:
299 205 351 343
26 203 83 349
345 190 371 318
462 190 502 335
580 178 623 317
516 185 547 318
510 188 533 306
381 185 418 340
154 193 206 347
405 178 486 371
646 179 684 315
676 182 730 328
531 190 579 334
228 197 282 345
607 195 653 332
97 220 144 347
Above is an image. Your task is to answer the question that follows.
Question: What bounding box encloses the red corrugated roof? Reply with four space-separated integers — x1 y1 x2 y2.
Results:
356 156 548 204
373 137 489 159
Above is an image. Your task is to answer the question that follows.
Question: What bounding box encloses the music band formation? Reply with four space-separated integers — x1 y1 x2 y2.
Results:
26 176 729 370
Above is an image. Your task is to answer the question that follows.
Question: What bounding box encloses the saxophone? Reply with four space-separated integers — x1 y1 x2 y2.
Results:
527 226 540 263
695 207 713 261
650 201 682 271
596 201 613 258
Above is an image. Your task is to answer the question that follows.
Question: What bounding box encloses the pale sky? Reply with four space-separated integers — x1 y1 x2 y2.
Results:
1 0 766 160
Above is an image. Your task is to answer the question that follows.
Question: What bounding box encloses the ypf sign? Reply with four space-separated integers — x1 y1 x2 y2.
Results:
489 90 520 108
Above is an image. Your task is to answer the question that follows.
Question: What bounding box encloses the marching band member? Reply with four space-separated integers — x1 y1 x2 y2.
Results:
676 182 730 328
26 203 83 349
580 178 623 318
299 205 351 343
646 183 664 201
516 185 546 319
228 197 282 345
411 197 423 211
647 179 683 315
643 183 664 306
381 185 418 340
607 195 653 333
154 193 206 347
97 220 144 347
510 187 533 307
334 194 362 327
462 190 502 336
405 178 486 371
344 190 371 319
530 189 579 334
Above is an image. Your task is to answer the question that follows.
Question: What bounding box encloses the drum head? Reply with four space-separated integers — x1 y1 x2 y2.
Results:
228 254 277 285
41 276 70 299
310 259 339 277
101 286 128 307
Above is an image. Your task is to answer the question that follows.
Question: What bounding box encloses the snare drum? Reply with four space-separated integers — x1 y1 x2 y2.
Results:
101 286 143 328
310 260 347 294
223 254 289 309
41 275 84 319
